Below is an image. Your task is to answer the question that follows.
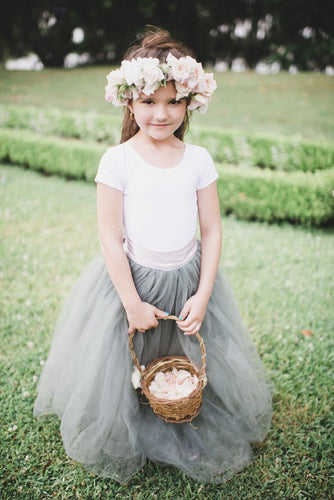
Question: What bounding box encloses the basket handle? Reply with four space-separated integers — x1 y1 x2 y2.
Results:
128 315 206 381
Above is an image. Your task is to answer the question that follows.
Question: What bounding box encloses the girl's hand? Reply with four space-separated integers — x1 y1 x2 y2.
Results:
126 302 167 334
176 294 208 336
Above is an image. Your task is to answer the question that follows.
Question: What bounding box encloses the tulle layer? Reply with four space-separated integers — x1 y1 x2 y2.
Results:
34 248 273 484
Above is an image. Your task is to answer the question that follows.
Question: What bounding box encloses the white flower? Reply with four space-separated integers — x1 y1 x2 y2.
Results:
104 52 217 114
131 364 145 389
148 368 199 400
142 65 165 95
106 68 124 86
155 372 166 383
135 56 160 70
121 59 144 87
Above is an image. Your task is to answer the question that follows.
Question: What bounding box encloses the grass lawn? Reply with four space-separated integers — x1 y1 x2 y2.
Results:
0 68 333 142
1 164 333 499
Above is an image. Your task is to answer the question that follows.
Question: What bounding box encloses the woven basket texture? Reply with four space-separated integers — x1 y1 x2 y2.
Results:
129 316 206 423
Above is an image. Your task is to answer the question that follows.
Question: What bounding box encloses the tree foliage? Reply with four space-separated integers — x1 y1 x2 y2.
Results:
0 0 333 69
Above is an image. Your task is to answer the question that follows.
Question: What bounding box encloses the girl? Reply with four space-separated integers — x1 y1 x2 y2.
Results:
34 28 273 484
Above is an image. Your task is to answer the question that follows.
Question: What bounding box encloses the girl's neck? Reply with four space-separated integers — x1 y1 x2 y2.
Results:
128 130 184 150
127 132 186 169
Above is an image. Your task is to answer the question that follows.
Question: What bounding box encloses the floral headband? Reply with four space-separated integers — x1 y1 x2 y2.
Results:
105 53 217 114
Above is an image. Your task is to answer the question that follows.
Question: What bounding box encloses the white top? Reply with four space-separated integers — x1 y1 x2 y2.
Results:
95 142 218 269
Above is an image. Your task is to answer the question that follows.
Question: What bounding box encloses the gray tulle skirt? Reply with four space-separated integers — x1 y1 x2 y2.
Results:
34 246 273 484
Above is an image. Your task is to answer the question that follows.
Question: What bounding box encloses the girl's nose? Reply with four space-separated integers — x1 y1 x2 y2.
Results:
155 105 168 121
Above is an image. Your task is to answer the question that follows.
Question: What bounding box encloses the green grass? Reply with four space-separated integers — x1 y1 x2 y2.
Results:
0 68 333 141
1 164 333 499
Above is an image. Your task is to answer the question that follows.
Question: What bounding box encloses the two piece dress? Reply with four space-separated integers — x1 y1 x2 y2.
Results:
34 142 273 484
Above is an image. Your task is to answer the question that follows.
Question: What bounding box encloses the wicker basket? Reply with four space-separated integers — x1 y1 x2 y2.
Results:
129 315 206 423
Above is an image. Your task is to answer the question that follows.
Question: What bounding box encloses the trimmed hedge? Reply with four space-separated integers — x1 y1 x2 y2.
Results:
0 127 105 181
0 104 121 144
0 104 333 173
1 127 333 227
190 127 334 173
216 164 334 226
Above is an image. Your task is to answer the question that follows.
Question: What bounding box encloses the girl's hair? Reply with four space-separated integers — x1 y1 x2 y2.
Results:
120 27 194 144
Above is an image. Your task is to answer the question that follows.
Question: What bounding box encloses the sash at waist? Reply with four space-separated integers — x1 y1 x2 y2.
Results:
124 237 198 271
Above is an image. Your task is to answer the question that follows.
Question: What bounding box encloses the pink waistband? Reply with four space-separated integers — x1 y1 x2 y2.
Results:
124 237 198 271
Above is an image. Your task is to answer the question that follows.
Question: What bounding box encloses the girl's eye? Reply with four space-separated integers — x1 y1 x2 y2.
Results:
143 100 154 105
170 100 180 105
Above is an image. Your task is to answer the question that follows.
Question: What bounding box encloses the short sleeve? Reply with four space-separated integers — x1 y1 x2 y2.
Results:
94 146 125 191
196 148 219 190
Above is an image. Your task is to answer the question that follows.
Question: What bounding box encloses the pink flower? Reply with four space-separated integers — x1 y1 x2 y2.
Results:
123 87 140 101
166 71 174 82
148 368 198 400
175 81 191 100
188 94 210 113
186 62 205 90
105 53 217 113
105 84 122 106
194 72 217 96
167 53 194 83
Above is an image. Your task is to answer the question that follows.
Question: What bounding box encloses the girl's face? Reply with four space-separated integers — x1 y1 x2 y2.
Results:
128 81 187 142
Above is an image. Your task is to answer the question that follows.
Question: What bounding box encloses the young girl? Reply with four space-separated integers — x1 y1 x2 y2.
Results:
34 28 273 484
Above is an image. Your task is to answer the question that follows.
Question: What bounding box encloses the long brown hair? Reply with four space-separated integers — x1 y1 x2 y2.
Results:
120 27 193 144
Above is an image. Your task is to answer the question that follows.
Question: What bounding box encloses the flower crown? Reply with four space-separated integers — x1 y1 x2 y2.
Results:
105 53 217 114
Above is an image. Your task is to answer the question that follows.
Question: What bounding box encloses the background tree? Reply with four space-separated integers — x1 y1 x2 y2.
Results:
0 0 333 69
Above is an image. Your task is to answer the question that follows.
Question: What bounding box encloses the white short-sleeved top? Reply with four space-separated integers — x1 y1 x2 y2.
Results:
95 142 218 269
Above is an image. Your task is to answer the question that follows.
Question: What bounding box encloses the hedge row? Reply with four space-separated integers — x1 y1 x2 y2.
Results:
0 104 121 145
190 127 334 173
0 127 105 181
1 104 333 173
216 164 334 226
1 127 333 226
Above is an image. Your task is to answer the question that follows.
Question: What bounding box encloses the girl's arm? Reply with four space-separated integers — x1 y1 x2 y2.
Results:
177 181 222 335
96 183 167 334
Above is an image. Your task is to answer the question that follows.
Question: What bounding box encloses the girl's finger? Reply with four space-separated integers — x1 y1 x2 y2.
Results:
178 314 198 328
179 304 191 321
184 322 202 335
154 308 169 319
178 320 197 332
